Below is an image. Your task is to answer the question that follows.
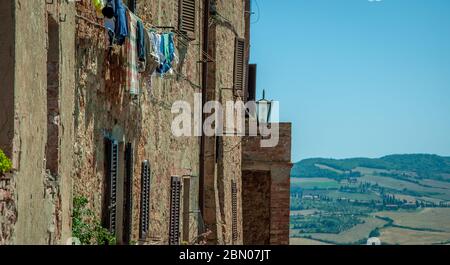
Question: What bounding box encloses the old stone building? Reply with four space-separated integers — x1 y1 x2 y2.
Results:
0 0 292 245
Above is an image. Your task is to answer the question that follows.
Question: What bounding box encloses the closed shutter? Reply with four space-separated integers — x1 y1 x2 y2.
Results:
169 176 182 245
179 0 196 39
123 143 133 244
234 38 246 96
105 138 119 234
139 160 151 240
231 180 238 243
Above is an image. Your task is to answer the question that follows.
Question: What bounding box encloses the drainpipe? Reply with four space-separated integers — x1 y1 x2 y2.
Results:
199 0 210 226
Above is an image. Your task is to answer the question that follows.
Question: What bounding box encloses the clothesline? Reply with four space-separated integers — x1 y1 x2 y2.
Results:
77 6 214 63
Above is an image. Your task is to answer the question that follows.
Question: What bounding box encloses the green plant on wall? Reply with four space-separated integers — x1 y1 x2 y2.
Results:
0 149 12 174
72 196 116 245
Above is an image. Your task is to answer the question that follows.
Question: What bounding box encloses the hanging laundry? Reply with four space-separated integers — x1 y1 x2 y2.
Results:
150 32 164 65
92 0 106 17
157 32 175 75
104 18 115 47
137 20 146 72
114 0 128 45
143 31 161 76
125 10 140 96
102 0 115 19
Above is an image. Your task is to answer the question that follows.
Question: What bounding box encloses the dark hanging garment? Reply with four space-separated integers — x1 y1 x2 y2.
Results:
128 0 137 13
114 0 128 45
102 0 115 19
137 20 146 62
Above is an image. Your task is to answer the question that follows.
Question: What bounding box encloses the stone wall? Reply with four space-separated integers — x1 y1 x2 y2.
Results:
74 0 203 244
202 0 246 245
0 173 17 244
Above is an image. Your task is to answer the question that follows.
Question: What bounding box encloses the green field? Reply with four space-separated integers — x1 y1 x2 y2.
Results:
379 227 450 245
294 217 387 245
374 208 450 232
291 177 340 190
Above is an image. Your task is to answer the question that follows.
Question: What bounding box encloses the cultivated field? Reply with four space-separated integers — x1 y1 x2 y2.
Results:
374 208 450 232
290 237 331 245
378 227 450 245
300 217 387 245
291 177 340 190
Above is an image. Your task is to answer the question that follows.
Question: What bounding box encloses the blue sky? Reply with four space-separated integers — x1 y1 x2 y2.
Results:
249 0 450 162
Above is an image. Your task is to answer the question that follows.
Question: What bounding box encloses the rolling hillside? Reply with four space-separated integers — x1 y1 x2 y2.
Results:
291 154 450 181
290 154 450 245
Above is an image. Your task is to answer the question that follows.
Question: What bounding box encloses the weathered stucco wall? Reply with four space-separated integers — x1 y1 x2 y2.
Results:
2 0 75 244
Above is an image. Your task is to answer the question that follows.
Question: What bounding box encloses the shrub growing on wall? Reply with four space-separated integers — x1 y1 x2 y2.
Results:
0 149 12 174
72 196 116 245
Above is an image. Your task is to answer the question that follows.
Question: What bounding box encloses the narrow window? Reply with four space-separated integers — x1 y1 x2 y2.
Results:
123 143 134 244
247 64 257 102
179 0 196 40
46 15 60 176
182 177 191 243
233 38 246 97
215 136 222 163
169 176 182 245
231 180 238 243
139 160 151 240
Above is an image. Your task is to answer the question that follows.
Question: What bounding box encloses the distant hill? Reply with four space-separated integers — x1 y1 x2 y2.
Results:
291 154 450 181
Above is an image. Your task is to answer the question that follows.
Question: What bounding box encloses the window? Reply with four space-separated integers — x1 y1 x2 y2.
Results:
169 176 182 245
247 64 257 102
139 160 151 240
179 0 196 40
182 177 191 243
46 15 60 176
233 38 246 97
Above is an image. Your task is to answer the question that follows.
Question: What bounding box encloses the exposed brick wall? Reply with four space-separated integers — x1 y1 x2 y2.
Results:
242 123 293 245
269 167 291 245
242 170 271 245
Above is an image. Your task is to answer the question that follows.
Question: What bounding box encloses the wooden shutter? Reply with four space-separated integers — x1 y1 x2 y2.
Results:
231 180 238 243
169 176 182 245
234 38 246 96
123 143 133 244
179 0 196 39
139 160 151 240
105 138 119 234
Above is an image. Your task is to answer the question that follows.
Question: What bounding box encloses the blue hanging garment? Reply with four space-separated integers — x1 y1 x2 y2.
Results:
137 20 146 62
114 0 128 45
157 33 175 75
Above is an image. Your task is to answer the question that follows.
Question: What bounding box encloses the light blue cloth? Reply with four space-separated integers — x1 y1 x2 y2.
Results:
157 33 175 74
